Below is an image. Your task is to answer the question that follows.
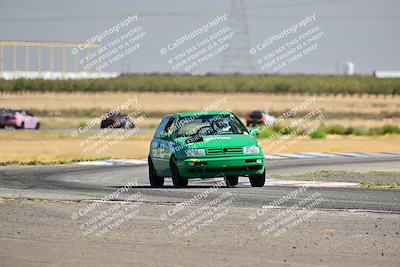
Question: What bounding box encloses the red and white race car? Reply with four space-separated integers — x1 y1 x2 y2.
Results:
245 110 276 127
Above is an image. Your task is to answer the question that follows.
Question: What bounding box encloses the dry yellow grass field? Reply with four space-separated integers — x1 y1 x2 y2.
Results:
0 131 151 163
1 92 399 164
36 116 400 129
38 116 161 129
1 92 399 116
2 92 399 130
0 131 399 164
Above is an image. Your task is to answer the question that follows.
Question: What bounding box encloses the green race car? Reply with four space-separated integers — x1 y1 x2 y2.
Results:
148 111 266 187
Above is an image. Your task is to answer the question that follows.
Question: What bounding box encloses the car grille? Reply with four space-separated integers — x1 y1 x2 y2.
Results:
206 147 243 155
188 165 263 173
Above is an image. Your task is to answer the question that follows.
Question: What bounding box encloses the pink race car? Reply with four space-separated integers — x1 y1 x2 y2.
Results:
1 109 40 129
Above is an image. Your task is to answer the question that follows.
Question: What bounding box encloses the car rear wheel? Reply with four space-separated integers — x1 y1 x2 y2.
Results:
35 123 40 130
148 157 164 187
15 122 24 130
249 170 266 187
170 157 188 187
224 176 238 187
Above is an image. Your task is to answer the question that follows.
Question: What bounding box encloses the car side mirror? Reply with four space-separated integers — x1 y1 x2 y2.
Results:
249 129 259 136
160 132 172 140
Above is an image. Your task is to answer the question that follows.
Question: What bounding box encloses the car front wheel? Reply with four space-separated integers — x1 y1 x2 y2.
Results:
249 170 266 187
224 176 238 187
170 157 188 187
148 157 164 187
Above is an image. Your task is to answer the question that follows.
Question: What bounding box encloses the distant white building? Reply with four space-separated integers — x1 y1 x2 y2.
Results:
0 71 120 80
374 71 400 78
343 62 355 76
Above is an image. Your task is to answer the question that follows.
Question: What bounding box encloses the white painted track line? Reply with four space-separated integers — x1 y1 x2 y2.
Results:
76 152 400 166
77 159 147 166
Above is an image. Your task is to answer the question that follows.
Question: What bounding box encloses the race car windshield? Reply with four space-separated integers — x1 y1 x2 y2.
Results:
175 114 247 138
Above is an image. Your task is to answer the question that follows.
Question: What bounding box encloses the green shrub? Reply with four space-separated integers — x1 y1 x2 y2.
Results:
79 122 88 128
344 126 369 136
381 125 400 134
344 127 355 135
256 124 400 139
369 127 383 135
352 127 369 136
258 129 275 138
323 124 346 135
310 128 327 139
343 125 400 136
1 74 400 95
280 126 297 135
272 124 284 133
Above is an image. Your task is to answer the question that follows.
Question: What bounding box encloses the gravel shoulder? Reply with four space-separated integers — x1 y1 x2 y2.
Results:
0 199 399 267
271 170 400 184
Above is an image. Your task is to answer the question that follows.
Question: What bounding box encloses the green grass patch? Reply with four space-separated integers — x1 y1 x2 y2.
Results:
310 129 327 139
0 156 112 166
2 74 400 95
302 170 346 178
360 181 400 189
321 124 400 136
258 124 400 139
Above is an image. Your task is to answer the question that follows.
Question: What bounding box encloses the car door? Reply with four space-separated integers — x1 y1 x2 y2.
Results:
25 111 35 128
158 116 177 176
18 111 28 128
151 115 176 176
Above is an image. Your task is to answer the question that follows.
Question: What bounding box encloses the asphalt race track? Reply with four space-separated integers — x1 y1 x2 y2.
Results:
1 155 399 212
1 155 400 266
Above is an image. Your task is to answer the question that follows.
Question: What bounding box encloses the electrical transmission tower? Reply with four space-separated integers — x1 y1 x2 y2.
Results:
221 0 255 74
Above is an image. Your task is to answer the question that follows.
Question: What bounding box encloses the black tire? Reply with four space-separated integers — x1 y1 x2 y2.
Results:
170 157 188 187
35 123 40 130
224 176 239 187
125 120 135 129
249 170 266 187
15 122 24 130
148 156 164 187
0 124 4 129
246 122 250 127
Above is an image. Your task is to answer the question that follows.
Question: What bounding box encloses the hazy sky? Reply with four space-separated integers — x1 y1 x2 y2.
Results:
0 0 399 74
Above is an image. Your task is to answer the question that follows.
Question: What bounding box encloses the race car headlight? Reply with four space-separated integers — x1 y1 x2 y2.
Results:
243 146 260 154
186 149 206 157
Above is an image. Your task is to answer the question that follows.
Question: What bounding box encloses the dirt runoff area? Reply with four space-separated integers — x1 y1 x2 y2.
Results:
0 198 399 267
273 171 400 184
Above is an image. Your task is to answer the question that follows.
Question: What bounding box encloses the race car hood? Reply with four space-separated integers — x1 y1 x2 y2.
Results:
178 134 258 149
